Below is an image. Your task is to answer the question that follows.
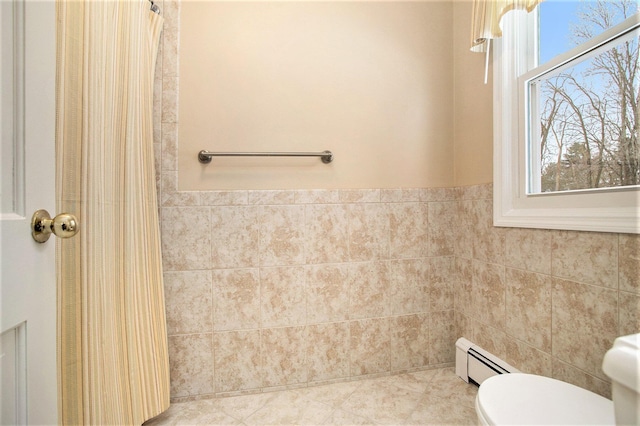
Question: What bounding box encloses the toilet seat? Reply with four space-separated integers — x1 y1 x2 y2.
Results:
476 373 615 425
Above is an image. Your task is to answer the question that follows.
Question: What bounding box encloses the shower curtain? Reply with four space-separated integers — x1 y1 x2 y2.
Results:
55 1 169 424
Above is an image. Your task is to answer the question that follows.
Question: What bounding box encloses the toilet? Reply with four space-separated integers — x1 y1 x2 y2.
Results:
475 333 640 425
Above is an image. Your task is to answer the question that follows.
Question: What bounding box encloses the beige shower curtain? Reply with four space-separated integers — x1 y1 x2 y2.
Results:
55 1 169 424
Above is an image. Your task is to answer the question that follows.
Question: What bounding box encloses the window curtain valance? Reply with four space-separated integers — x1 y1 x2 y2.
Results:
470 0 542 52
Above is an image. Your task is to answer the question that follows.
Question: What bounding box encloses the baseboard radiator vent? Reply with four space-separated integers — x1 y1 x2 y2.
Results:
455 337 520 386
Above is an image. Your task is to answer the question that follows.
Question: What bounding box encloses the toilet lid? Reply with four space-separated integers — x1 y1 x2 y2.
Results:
477 374 615 425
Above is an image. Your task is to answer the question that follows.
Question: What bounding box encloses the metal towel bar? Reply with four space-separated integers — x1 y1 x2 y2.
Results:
198 150 333 164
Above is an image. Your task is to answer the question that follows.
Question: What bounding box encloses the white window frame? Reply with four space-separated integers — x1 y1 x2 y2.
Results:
493 9 640 234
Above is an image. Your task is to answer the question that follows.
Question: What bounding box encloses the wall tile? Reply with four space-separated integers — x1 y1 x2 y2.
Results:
552 278 618 379
212 268 260 331
551 231 618 289
214 330 262 392
552 359 611 399
458 183 492 201
421 187 458 202
161 207 210 271
472 199 505 265
261 326 307 387
504 228 552 275
381 188 421 202
380 189 403 202
454 200 474 259
168 334 213 398
259 205 305 266
338 189 380 203
429 310 456 365
210 206 259 269
161 172 200 206
306 264 350 324
164 270 212 335
619 291 640 336
304 204 349 264
153 60 163 143
162 24 179 77
348 262 390 319
454 257 473 313
619 234 640 294
387 259 430 316
428 202 456 257
391 314 430 370
294 189 340 204
505 268 552 352
161 122 178 172
154 142 162 194
454 312 474 344
307 322 350 382
162 0 180 32
249 190 296 205
472 322 508 361
389 202 429 259
429 256 454 311
505 339 552 377
260 266 306 328
348 203 389 261
200 191 248 206
472 260 506 329
350 318 391 376
161 76 178 123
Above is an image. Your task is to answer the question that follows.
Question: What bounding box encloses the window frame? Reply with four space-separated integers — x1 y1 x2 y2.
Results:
493 9 640 234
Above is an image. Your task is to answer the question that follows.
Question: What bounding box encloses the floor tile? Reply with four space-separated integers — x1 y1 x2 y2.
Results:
145 367 479 426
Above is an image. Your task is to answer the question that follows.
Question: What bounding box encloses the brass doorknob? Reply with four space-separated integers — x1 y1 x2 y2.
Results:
31 209 79 243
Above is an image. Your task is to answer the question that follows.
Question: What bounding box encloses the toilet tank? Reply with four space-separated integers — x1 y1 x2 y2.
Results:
602 333 640 425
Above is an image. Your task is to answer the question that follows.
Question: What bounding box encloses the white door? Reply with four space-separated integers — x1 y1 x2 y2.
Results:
1 1 58 424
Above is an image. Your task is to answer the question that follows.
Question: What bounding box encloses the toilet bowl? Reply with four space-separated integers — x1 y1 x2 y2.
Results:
476 373 614 425
475 333 640 425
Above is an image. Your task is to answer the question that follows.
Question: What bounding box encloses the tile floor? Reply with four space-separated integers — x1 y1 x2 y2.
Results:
144 367 478 425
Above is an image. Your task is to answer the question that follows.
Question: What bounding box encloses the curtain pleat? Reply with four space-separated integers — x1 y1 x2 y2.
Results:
470 0 542 52
56 1 169 424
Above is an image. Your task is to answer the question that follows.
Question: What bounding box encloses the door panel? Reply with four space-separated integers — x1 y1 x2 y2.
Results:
1 1 57 424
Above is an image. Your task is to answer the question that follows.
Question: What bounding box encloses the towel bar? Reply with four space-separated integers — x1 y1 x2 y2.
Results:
197 150 334 164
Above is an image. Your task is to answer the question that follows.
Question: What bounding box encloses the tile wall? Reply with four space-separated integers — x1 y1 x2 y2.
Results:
453 185 640 398
160 186 457 400
153 0 639 402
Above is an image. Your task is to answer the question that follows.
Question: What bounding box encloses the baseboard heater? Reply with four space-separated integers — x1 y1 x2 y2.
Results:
455 337 520 386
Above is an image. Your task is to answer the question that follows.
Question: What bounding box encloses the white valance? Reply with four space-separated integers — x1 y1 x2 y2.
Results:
470 0 542 52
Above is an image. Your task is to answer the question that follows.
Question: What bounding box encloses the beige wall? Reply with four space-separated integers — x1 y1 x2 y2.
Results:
178 1 454 190
452 0 493 186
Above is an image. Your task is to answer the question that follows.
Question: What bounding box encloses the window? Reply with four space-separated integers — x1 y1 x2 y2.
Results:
494 0 640 234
